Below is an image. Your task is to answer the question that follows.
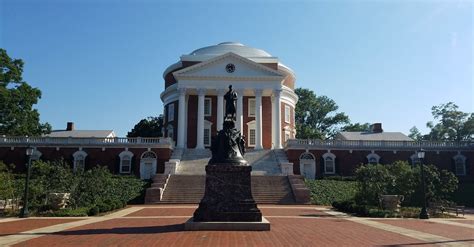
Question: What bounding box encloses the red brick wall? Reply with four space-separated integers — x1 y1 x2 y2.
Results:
262 97 272 149
241 96 272 149
281 103 295 145
0 146 172 176
164 61 200 89
286 149 474 181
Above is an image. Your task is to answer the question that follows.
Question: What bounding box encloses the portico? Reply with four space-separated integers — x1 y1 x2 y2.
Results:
160 42 298 150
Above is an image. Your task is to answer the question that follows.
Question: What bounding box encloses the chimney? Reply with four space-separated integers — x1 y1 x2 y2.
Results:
66 122 75 131
370 123 383 133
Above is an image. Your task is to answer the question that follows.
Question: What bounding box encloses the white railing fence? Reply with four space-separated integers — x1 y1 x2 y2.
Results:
0 136 174 147
286 139 473 150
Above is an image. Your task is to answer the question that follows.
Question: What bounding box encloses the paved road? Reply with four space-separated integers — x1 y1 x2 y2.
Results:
1 205 473 246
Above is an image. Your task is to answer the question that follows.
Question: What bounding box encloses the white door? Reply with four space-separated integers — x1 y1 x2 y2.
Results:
144 162 153 179
304 163 315 179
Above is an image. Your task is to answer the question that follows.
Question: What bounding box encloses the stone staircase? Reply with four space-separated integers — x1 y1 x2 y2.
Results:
175 148 283 175
176 149 212 175
156 175 296 204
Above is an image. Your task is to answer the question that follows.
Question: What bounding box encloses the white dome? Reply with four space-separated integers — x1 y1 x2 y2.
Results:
189 42 272 58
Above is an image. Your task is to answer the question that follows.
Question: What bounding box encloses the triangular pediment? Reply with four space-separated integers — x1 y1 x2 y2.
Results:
173 52 285 80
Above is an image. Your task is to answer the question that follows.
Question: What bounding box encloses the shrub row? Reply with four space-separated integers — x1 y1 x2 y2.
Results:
305 179 358 205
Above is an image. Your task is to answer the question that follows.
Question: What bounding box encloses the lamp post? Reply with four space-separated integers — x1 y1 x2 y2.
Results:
19 146 34 218
417 148 429 219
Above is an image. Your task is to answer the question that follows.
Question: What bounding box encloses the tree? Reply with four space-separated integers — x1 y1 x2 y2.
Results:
341 122 370 132
295 88 349 139
425 102 473 141
408 126 423 141
127 115 164 137
0 49 51 136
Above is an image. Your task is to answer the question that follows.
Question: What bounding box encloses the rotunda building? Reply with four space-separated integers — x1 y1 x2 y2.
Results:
160 42 298 150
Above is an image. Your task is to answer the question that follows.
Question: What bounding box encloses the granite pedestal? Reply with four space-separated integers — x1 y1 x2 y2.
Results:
185 164 270 231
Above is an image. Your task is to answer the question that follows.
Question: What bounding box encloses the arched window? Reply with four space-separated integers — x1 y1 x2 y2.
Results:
119 150 134 174
366 153 380 165
453 154 466 176
73 150 87 172
323 152 336 175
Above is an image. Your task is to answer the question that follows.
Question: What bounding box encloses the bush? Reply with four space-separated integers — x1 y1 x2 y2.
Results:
88 206 100 216
354 161 458 207
3 160 146 216
305 179 357 205
45 207 89 217
454 183 474 207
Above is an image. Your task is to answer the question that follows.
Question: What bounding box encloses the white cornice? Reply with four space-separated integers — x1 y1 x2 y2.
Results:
181 55 279 64
173 52 285 79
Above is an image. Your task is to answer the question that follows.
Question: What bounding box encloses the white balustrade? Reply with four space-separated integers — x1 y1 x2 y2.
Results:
285 139 472 151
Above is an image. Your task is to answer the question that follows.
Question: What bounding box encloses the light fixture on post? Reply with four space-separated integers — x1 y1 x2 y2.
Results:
19 146 34 218
417 148 429 219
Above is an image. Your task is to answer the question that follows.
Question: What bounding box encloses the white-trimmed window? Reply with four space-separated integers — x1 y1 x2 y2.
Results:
167 125 174 139
119 150 134 174
73 150 87 172
248 98 256 117
285 105 291 123
204 98 212 116
204 120 213 147
168 103 174 122
247 120 256 147
453 154 466 176
323 152 336 174
366 153 380 165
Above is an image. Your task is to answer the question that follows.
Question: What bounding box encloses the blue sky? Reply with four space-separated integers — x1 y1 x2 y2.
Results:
1 0 472 137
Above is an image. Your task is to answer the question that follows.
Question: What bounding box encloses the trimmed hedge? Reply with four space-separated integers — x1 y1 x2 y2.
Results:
454 183 474 207
305 179 358 205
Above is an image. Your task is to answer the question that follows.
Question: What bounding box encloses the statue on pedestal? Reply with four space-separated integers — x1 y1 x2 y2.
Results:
210 85 246 165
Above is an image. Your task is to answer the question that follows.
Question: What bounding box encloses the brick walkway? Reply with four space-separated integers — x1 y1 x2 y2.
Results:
0 205 473 246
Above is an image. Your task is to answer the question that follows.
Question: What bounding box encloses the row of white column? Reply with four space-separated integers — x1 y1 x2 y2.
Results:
176 88 282 150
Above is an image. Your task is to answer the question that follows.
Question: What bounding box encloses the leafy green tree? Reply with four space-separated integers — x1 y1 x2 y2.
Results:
408 126 423 141
341 122 371 132
0 49 51 136
127 115 164 137
295 88 349 139
425 102 473 141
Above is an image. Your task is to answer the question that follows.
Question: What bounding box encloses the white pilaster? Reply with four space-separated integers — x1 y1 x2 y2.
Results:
274 89 283 149
236 89 244 132
255 89 263 150
196 88 206 149
217 89 225 131
177 88 186 148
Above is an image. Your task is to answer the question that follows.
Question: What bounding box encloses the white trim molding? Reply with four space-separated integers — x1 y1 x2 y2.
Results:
119 150 134 174
322 152 336 175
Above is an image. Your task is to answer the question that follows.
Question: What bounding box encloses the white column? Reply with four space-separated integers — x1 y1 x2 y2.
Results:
177 88 186 148
196 88 206 149
236 89 244 132
217 89 225 131
274 89 282 149
255 89 263 150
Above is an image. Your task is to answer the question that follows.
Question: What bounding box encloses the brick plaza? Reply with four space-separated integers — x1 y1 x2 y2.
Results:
1 205 473 246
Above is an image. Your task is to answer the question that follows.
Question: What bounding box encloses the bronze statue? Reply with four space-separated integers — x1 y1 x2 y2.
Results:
209 85 246 165
224 85 237 121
